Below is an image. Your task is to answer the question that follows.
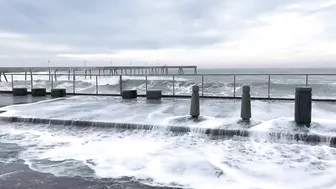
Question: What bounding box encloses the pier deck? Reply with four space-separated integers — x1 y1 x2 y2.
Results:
0 66 197 76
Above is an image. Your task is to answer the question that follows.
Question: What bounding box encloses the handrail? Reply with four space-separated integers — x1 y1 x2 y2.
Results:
5 73 336 101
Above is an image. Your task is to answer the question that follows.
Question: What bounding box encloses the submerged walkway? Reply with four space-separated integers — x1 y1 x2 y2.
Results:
0 95 335 147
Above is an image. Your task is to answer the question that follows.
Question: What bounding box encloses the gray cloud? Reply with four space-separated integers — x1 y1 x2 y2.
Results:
0 0 335 67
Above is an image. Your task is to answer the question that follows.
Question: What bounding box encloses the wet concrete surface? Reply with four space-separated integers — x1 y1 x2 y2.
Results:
0 161 180 189
0 94 181 189
0 94 51 108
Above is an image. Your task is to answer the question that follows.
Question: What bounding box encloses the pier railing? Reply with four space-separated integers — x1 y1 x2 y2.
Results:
2 73 336 101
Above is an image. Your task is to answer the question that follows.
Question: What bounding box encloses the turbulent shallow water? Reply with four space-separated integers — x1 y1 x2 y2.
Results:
0 96 336 189
1 123 336 189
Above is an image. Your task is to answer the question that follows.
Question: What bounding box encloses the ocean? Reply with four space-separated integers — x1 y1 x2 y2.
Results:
0 68 336 189
2 68 336 99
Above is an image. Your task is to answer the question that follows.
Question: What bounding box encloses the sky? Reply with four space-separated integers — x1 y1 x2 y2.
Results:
0 0 336 68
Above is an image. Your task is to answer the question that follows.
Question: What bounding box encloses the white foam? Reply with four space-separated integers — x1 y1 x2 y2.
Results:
1 97 336 135
1 123 336 189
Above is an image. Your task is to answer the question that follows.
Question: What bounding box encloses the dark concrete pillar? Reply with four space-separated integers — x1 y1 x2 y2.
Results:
146 90 162 100
190 85 200 118
32 88 47 97
295 87 312 126
122 90 137 99
13 88 28 96
51 89 66 98
241 85 251 122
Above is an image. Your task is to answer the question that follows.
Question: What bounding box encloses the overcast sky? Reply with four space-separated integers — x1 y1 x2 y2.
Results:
0 0 336 68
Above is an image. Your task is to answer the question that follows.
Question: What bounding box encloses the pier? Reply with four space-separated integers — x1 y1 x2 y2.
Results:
0 66 197 81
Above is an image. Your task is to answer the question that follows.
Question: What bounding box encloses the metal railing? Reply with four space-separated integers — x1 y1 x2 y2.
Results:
3 73 336 100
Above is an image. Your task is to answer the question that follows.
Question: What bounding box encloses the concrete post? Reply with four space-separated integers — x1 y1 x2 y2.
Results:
295 87 312 126
241 85 251 122
122 90 137 99
32 88 47 96
51 89 66 97
13 88 28 96
190 85 200 118
146 90 162 100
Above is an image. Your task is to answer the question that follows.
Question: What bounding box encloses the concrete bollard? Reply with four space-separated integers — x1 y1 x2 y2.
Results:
13 88 28 96
31 88 47 97
190 85 200 118
122 90 137 99
241 85 251 122
51 89 66 98
146 90 162 100
295 87 312 126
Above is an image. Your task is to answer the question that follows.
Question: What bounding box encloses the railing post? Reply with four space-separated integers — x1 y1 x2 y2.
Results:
30 72 33 90
268 75 271 99
201 75 204 97
119 75 123 95
233 75 236 98
51 74 54 89
96 75 98 94
145 75 148 92
306 75 308 86
11 74 14 90
173 75 175 96
73 70 76 94
54 70 57 81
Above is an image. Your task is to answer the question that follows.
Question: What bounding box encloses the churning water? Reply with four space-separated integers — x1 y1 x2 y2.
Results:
2 68 336 99
1 68 336 188
0 96 336 189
